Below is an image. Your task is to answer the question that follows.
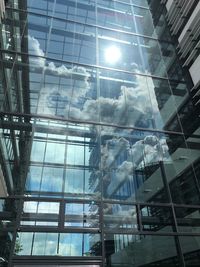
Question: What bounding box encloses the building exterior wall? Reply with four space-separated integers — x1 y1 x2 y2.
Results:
0 0 200 267
165 0 200 87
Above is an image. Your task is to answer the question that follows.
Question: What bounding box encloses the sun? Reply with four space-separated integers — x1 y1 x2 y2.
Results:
105 45 121 64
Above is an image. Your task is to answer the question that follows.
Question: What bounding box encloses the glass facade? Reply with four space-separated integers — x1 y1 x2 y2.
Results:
0 0 200 266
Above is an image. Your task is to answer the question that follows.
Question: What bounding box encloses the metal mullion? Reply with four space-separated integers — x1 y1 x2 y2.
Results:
137 203 143 232
52 8 68 117
9 194 200 208
16 226 200 237
103 199 172 207
57 232 60 255
1 110 192 137
61 133 68 196
30 232 35 256
11 255 102 265
8 198 24 267
95 1 104 265
76 1 91 66
1 48 186 82
174 203 200 209
58 199 65 230
19 226 100 233
6 5 179 45
159 160 185 266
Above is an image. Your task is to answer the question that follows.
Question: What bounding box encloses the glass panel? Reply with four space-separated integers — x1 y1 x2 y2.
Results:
30 141 45 162
15 232 33 255
45 142 65 164
21 202 59 227
175 207 200 233
97 68 183 130
1 46 187 130
104 203 138 231
98 32 143 73
170 170 200 205
131 0 148 7
139 37 167 77
23 201 60 214
32 233 58 255
59 233 101 256
97 5 136 33
41 167 63 192
105 234 178 267
55 1 96 24
26 166 63 193
141 205 175 232
64 168 99 198
27 0 54 15
66 144 84 165
15 232 101 256
26 166 42 192
24 121 101 199
163 134 199 205
179 236 200 267
65 202 99 228
101 129 169 202
148 78 188 130
159 41 187 82
50 19 96 64
133 6 156 37
99 72 153 127
97 3 152 35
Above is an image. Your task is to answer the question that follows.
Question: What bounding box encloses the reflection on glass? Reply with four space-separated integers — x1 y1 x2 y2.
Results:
45 142 65 164
65 203 99 228
105 46 121 65
141 205 174 232
15 232 33 255
101 130 169 202
26 166 63 193
105 234 178 267
41 167 63 192
2 0 200 265
32 233 58 255
21 202 59 227
179 236 200 267
31 141 45 162
104 203 138 230
67 145 84 165
64 169 99 197
175 207 200 233
59 233 101 256
15 232 100 256
170 169 200 205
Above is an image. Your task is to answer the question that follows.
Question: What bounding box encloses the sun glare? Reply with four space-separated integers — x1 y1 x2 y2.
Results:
105 46 121 64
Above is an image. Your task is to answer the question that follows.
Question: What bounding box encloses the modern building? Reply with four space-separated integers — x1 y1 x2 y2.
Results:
0 0 200 266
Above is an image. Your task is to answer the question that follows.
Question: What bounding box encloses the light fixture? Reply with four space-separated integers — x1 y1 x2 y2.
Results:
105 45 121 64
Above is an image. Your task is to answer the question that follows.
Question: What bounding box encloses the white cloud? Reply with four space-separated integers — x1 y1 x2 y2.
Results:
45 63 90 98
28 36 164 132
103 134 169 196
28 36 90 112
68 74 159 128
28 36 45 67
101 138 130 169
116 161 134 182
29 37 162 128
102 135 168 172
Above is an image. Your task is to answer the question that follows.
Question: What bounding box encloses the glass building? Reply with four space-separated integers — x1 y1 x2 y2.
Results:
0 0 200 266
